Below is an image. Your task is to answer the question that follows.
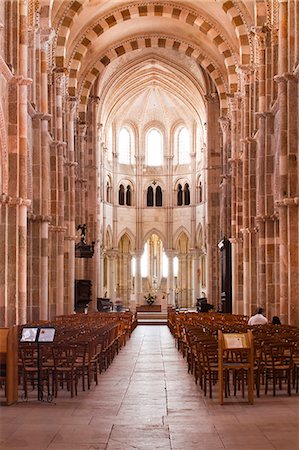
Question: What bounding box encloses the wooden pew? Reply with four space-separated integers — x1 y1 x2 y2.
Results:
0 327 18 405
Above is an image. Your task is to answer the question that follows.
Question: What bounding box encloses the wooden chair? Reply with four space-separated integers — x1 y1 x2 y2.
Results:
52 345 78 398
263 343 294 396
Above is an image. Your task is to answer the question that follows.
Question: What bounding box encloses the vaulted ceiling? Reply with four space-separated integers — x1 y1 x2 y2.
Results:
47 1 255 119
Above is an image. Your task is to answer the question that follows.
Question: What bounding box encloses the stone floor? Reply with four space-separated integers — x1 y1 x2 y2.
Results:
1 325 299 449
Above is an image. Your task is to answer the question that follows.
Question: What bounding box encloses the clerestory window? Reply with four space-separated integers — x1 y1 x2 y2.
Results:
178 127 190 164
146 128 163 166
119 127 131 164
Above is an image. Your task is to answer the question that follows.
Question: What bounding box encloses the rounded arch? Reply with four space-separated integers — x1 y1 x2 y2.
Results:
53 1 249 101
76 34 228 120
174 177 191 190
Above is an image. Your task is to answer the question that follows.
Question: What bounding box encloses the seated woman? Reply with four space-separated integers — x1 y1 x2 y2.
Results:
272 316 281 325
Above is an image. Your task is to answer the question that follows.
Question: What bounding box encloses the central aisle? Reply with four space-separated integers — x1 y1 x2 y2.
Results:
1 326 299 449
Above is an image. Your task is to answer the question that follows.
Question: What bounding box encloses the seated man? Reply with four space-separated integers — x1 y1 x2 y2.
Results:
197 298 213 313
248 307 268 325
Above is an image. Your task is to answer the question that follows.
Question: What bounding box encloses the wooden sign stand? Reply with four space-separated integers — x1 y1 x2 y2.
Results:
218 330 254 405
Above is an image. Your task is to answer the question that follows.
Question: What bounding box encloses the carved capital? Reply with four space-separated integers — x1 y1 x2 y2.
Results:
219 116 231 133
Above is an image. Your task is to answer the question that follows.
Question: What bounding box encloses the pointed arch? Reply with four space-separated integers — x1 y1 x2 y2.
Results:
117 228 135 250
173 227 191 248
105 226 113 250
142 228 166 249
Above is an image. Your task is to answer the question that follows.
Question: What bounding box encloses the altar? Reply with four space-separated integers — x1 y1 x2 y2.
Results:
136 305 161 312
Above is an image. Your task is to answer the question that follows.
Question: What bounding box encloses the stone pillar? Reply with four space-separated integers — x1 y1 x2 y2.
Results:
219 116 231 238
166 250 175 306
205 93 221 307
54 70 66 316
191 250 200 307
228 94 243 313
109 252 117 302
275 61 288 322
39 29 53 319
135 251 142 306
65 97 77 314
76 123 87 225
18 1 31 324
76 123 87 280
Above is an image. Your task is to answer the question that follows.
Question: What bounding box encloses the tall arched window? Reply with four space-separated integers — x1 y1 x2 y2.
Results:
177 184 183 206
126 186 131 206
178 127 190 164
119 184 125 205
155 186 162 207
119 127 131 164
184 183 190 205
146 128 163 166
147 186 154 206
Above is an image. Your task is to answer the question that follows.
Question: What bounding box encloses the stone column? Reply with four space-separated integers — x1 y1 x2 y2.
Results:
39 29 53 319
18 1 32 324
65 97 77 314
166 250 175 306
205 93 221 307
135 251 142 306
191 250 200 307
228 94 242 313
219 117 231 238
76 123 87 280
275 0 289 322
54 70 66 316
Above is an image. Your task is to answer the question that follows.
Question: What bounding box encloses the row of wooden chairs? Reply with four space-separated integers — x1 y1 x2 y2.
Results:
18 312 136 399
169 310 299 400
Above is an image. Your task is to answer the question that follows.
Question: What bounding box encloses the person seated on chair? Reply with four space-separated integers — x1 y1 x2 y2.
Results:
272 315 281 325
248 307 268 325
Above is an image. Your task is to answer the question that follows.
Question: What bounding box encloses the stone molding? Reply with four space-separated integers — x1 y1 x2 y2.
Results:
64 235 76 241
0 194 31 207
275 197 299 207
255 213 279 223
28 214 51 222
240 227 258 234
10 76 33 86
49 225 67 233
64 161 78 168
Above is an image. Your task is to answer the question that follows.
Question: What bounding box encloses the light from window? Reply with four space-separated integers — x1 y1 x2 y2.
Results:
147 129 163 166
162 251 168 277
131 257 136 277
119 127 131 164
141 242 148 277
178 127 190 164
107 127 113 161
173 256 178 277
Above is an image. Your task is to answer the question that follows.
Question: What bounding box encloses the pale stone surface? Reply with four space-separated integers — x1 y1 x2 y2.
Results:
0 1 299 326
1 326 299 449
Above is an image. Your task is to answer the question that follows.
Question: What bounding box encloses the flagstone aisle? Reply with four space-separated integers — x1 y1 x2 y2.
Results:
1 326 299 449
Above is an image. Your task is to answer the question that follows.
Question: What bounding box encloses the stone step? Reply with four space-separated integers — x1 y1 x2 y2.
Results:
136 312 168 320
137 318 168 325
